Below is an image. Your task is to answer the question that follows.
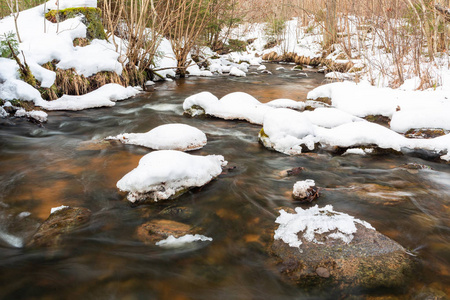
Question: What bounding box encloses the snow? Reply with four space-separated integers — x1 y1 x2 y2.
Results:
316 121 408 151
307 81 450 120
274 205 374 251
260 108 317 155
46 0 97 10
117 150 227 203
155 234 213 248
50 205 69 214
342 148 371 156
184 92 309 125
38 84 140 111
0 108 8 118
266 99 305 111
106 124 207 151
14 108 48 122
390 109 450 133
293 180 316 199
303 107 364 128
230 67 246 77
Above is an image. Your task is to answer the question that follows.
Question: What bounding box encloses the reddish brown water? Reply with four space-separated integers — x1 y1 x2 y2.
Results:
0 64 449 299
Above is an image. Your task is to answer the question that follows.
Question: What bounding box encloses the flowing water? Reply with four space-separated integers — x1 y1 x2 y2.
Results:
0 65 449 299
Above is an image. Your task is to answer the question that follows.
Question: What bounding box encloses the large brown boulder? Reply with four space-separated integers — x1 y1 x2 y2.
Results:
269 206 414 291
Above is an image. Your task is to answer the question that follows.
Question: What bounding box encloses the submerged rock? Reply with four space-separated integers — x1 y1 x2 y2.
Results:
27 206 91 248
269 205 414 290
136 219 196 244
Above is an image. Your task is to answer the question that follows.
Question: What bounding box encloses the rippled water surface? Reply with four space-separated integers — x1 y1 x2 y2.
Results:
0 65 449 299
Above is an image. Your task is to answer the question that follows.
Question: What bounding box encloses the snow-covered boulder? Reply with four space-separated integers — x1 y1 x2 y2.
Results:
316 121 408 152
269 205 414 289
259 108 317 155
229 67 246 77
390 108 450 133
183 91 272 124
117 150 227 203
106 124 207 151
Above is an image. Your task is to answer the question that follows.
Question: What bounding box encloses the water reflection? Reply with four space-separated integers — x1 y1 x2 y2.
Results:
0 65 449 298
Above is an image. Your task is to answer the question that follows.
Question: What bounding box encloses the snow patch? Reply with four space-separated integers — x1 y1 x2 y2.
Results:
50 205 69 214
155 234 213 248
274 205 374 251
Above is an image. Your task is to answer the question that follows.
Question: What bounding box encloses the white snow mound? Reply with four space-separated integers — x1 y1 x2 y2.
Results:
106 123 207 151
260 108 316 155
117 150 227 203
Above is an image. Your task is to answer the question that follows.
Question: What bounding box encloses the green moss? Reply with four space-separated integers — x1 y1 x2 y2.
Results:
45 7 106 40
259 128 269 138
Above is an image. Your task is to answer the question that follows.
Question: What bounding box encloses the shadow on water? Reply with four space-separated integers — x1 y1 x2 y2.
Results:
0 64 449 299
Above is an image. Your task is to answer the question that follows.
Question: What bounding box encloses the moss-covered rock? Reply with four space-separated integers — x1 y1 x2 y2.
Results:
45 7 107 40
27 207 91 248
405 128 448 139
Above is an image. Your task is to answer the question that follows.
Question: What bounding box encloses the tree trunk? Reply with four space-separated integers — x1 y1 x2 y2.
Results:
324 0 337 48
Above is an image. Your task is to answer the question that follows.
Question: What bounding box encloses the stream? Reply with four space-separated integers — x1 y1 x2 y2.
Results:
0 64 449 299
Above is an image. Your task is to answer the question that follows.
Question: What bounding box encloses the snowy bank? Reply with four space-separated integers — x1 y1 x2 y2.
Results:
38 84 140 111
117 150 227 203
106 123 207 151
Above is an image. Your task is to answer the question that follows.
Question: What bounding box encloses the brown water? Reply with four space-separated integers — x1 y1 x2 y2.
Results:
0 64 449 299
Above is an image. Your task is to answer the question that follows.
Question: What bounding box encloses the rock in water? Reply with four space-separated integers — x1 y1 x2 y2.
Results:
292 179 319 202
136 219 194 244
269 205 414 290
27 207 91 248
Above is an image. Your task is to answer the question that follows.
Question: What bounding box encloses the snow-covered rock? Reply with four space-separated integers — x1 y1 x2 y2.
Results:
274 205 374 250
184 91 271 124
106 123 207 151
316 121 408 152
292 180 317 201
230 67 246 77
269 205 414 289
390 109 450 133
259 108 317 155
117 150 227 203
14 108 48 122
